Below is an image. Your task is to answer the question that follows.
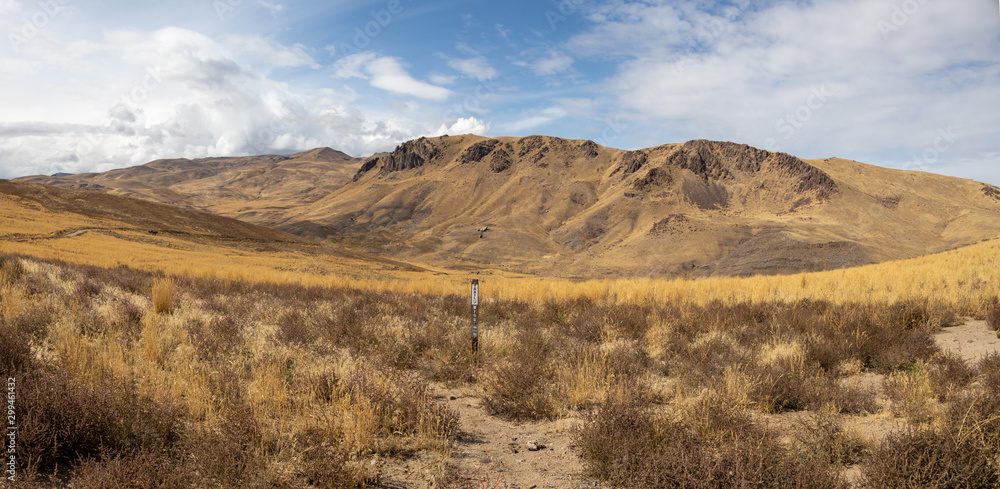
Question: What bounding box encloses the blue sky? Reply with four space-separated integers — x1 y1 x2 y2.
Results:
0 0 998 186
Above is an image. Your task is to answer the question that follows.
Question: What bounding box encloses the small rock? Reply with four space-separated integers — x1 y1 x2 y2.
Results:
449 396 457 400
526 440 546 451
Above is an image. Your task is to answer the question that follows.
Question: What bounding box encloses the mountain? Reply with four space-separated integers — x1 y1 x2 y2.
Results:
0 178 423 280
20 136 1000 278
21 147 358 226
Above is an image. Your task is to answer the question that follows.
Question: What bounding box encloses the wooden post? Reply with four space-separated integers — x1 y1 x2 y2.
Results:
471 279 479 355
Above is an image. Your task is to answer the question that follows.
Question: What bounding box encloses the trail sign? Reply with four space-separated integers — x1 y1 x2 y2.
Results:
471 279 479 354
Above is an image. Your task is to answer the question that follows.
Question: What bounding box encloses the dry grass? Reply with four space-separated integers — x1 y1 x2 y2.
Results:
3 185 1000 318
2 244 999 486
151 278 175 314
1 254 457 485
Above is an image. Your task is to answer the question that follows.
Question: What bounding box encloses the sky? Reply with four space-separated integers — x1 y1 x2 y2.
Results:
0 0 998 185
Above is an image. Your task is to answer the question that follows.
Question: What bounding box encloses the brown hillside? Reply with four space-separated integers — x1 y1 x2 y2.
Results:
0 178 427 282
20 136 1000 278
20 147 358 225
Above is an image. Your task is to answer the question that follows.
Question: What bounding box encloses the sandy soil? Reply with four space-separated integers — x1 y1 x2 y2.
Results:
934 319 999 363
379 384 601 489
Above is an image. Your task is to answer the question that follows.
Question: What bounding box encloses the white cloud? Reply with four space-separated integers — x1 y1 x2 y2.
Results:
432 117 490 136
429 73 457 85
532 52 573 76
333 52 377 79
447 56 498 80
504 107 568 133
258 1 283 18
335 52 454 101
224 35 318 68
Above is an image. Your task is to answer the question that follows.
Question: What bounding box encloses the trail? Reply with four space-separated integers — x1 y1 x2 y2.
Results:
379 384 604 489
934 319 999 363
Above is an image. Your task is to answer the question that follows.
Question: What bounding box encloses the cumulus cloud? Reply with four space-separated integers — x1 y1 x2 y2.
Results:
446 56 498 80
224 35 318 68
532 52 573 76
334 52 454 100
432 117 490 136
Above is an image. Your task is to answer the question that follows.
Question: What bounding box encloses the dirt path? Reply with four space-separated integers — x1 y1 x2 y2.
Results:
934 319 999 363
435 385 600 489
377 384 601 489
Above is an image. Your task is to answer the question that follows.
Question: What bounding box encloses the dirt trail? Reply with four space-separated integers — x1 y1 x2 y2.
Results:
934 319 999 363
378 384 602 489
435 385 600 489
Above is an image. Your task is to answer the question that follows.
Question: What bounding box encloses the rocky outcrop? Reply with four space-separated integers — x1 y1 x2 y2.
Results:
620 151 648 175
354 138 439 179
460 139 502 164
488 144 514 173
665 140 837 198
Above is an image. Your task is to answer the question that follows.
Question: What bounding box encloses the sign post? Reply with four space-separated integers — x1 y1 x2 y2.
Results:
471 279 479 356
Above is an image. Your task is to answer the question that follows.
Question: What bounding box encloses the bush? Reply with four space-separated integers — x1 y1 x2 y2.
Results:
482 329 559 420
926 351 976 402
0 322 33 373
861 427 998 488
794 412 869 465
0 253 25 284
576 382 846 488
151 278 176 314
988 297 1000 331
294 428 365 489
17 370 182 477
70 448 191 489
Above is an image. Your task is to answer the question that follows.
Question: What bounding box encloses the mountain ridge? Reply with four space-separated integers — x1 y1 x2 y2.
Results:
19 135 1000 278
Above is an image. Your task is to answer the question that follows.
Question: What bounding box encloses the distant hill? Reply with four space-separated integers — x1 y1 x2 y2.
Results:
0 178 424 281
21 147 359 225
21 136 1000 278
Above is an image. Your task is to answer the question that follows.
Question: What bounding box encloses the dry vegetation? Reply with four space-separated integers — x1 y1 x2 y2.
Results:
2 244 1000 487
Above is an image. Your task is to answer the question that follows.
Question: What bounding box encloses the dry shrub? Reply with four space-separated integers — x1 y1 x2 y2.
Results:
0 253 25 284
151 278 176 314
926 351 976 402
794 412 869 465
294 427 365 489
861 427 998 488
483 328 559 420
986 296 1000 330
70 448 191 489
826 381 880 415
0 321 33 373
17 369 182 477
669 330 749 386
188 315 244 361
576 381 845 488
603 303 650 340
182 403 264 487
883 366 935 423
428 317 478 383
750 366 831 413
113 299 144 340
276 309 317 346
342 366 458 453
559 340 646 410
73 278 103 302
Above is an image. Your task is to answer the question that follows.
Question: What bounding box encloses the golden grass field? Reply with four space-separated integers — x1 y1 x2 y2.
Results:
3 207 999 317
